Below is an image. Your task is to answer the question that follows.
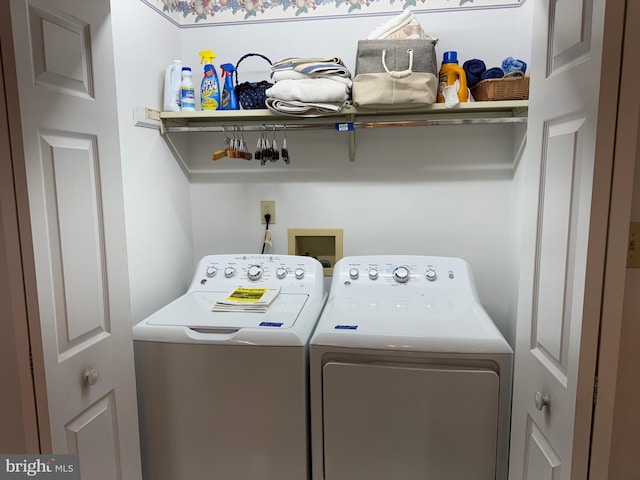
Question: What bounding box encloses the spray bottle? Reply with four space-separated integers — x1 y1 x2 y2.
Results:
220 63 239 110
199 50 221 110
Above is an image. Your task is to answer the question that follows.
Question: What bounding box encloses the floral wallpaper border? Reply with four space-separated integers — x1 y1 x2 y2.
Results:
142 0 525 27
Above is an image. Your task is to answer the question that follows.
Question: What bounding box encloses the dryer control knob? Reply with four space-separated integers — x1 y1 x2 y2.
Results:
206 266 217 277
276 267 287 279
368 268 379 280
247 265 263 281
294 268 305 280
392 266 410 283
425 269 437 281
224 266 236 278
349 268 359 280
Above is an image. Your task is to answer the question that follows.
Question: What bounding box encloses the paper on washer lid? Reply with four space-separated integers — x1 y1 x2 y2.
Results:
212 286 281 313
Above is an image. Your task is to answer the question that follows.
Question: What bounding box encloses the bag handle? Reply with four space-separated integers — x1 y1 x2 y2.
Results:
381 48 414 79
234 53 273 87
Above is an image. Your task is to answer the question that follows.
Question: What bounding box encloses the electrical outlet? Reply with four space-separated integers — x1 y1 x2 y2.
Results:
260 201 276 224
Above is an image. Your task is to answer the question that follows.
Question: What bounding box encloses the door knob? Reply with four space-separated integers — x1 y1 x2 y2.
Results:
534 391 550 411
83 368 100 386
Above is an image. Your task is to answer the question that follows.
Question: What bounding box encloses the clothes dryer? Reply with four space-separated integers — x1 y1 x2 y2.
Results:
309 255 512 480
133 254 326 480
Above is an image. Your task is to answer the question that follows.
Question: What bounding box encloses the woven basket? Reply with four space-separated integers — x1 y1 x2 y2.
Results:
471 70 529 101
233 53 273 110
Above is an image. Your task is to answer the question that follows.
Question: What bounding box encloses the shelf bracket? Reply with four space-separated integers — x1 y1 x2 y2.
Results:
334 114 356 161
348 114 356 162
133 106 162 131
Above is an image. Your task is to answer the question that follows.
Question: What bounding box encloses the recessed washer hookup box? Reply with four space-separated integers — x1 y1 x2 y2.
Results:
288 228 344 276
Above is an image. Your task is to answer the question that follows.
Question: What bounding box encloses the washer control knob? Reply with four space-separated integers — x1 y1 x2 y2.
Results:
247 265 263 281
349 268 359 280
392 266 410 283
276 267 287 279
224 266 236 278
425 269 437 281
368 268 379 280
206 266 217 277
294 268 305 280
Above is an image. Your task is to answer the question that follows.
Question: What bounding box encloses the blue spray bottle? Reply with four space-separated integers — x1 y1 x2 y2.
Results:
199 50 220 110
220 63 239 110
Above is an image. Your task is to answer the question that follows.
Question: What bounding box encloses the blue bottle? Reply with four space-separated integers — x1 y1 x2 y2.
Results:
220 63 239 110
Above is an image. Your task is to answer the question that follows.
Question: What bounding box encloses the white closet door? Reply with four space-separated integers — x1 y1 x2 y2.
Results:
509 1 623 479
9 0 142 477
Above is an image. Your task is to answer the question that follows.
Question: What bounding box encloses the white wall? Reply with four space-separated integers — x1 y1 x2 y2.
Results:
179 6 533 87
177 4 533 343
112 2 533 339
111 1 196 323
188 123 520 339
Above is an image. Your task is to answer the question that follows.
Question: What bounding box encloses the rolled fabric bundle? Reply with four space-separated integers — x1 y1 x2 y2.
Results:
462 59 486 87
501 57 527 75
481 67 504 80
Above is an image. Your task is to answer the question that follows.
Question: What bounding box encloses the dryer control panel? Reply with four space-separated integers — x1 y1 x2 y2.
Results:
189 254 324 295
332 255 478 295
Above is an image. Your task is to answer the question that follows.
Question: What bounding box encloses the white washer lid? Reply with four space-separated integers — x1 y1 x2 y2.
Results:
146 291 307 329
311 295 512 354
133 291 327 346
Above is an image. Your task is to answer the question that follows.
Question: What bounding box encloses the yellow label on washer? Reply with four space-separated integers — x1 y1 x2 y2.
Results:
226 287 268 303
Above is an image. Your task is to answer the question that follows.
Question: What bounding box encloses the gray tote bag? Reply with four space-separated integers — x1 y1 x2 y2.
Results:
352 39 438 108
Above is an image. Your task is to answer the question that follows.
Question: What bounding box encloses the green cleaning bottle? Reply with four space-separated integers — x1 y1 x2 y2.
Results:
199 50 221 110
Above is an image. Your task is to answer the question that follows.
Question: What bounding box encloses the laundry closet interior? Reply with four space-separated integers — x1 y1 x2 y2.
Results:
6 0 640 478
120 1 533 346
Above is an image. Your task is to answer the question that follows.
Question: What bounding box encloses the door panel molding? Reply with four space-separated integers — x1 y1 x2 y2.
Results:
65 392 121 480
532 117 587 376
548 0 593 75
38 131 110 358
524 416 561 480
28 0 94 98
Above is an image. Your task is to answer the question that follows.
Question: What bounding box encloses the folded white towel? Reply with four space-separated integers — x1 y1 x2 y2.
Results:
265 98 346 117
271 57 351 78
266 78 350 103
367 10 414 40
271 57 343 69
271 69 353 88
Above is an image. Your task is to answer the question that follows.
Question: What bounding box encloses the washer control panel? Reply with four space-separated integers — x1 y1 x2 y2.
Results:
333 255 475 292
189 254 322 293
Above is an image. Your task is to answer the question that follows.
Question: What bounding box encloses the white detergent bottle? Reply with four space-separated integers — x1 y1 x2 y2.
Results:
163 59 182 112
180 67 195 111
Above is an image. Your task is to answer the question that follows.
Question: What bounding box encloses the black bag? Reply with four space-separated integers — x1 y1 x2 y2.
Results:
234 53 273 110
352 39 438 107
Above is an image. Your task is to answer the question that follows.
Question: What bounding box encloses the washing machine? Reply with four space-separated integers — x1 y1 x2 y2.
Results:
309 255 513 480
133 254 327 480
